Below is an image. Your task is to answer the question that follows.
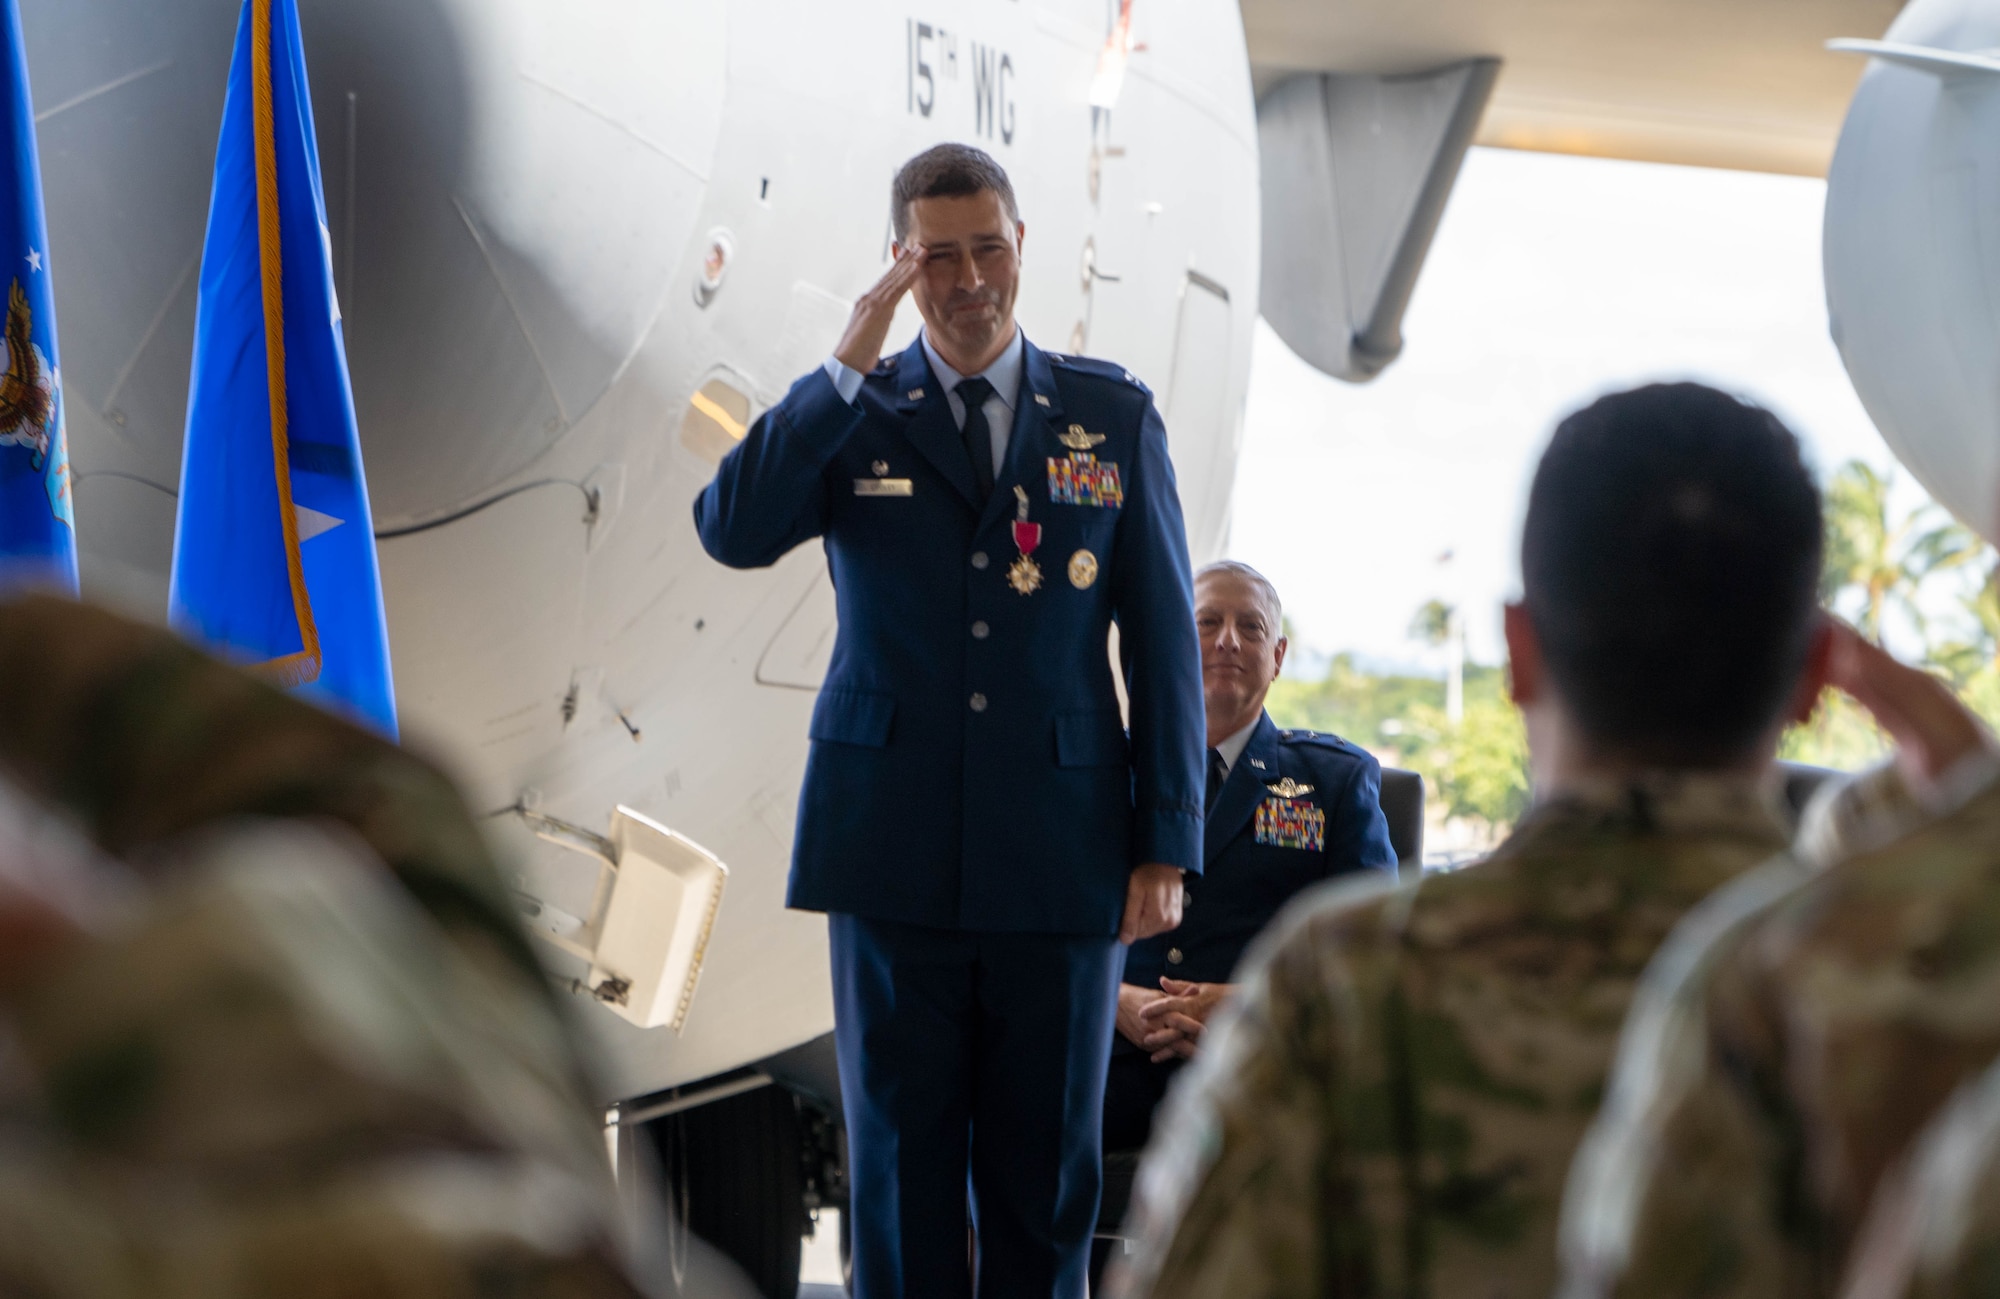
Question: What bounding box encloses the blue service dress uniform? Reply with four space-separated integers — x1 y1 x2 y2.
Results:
1106 712 1396 1150
694 332 1204 1299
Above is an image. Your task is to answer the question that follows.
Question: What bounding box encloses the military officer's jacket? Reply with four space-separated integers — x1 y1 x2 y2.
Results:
1107 773 1791 1299
1126 713 1396 991
695 334 1205 936
1558 759 2000 1299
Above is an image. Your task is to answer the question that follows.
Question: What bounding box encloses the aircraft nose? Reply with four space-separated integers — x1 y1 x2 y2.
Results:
28 0 722 557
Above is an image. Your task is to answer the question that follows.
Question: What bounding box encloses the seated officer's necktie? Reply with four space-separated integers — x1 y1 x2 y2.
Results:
955 376 996 500
1206 748 1227 811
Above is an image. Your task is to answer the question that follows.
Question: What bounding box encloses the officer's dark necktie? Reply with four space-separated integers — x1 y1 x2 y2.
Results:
1206 747 1227 812
955 376 996 500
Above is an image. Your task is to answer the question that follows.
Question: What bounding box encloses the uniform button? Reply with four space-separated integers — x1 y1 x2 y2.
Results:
971 620 990 639
969 692 988 712
971 551 990 570
1167 948 1184 965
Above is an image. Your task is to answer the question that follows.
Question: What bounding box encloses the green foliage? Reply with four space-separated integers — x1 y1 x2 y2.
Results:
1779 690 1889 771
1409 599 1454 647
1820 461 1980 642
1265 655 1443 748
1401 691 1531 829
1264 458 2000 838
1267 658 1529 831
1778 459 2000 770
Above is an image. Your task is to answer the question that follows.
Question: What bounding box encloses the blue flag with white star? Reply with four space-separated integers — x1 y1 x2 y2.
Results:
0 0 76 595
170 0 395 737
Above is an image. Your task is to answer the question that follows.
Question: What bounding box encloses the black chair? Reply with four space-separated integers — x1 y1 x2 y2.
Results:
1378 767 1425 873
1778 760 1841 828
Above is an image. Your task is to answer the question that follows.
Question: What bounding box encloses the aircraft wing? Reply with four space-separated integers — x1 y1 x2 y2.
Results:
1243 0 1905 177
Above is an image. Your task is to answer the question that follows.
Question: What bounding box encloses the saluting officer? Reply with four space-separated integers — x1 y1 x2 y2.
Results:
693 144 1204 1299
1106 562 1395 1158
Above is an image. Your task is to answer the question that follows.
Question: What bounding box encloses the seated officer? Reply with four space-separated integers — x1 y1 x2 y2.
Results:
1105 561 1395 1151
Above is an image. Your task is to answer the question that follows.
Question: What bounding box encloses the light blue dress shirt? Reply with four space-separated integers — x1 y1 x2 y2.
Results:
824 327 1024 473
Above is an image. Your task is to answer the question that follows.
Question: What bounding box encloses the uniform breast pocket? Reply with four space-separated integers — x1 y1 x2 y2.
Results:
810 688 896 748
1048 514 1117 592
1053 709 1128 767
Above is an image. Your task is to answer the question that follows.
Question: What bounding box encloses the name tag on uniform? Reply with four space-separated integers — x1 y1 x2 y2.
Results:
854 478 913 497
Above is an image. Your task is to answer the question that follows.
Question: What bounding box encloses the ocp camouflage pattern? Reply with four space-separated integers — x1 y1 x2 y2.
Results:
0 596 651 1298
1107 773 1791 1299
1558 762 2000 1299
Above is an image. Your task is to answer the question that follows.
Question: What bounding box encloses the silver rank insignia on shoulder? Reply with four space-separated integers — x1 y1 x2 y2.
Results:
1059 424 1106 450
1266 777 1315 799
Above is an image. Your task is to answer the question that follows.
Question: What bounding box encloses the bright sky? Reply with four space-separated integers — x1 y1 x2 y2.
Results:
1227 146 1904 675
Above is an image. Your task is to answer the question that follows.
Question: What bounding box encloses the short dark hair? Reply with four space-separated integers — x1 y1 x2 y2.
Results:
1521 382 1823 766
891 144 1020 242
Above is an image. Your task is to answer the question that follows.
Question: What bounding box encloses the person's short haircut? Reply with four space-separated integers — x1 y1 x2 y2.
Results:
1522 382 1823 766
891 144 1020 243
1196 560 1283 629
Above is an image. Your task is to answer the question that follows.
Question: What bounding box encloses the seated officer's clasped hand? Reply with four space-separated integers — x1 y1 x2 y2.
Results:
1130 976 1230 1063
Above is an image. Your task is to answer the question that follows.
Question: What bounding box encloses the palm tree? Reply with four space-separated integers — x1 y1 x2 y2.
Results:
1821 461 1980 643
1929 563 2000 684
1409 598 1464 723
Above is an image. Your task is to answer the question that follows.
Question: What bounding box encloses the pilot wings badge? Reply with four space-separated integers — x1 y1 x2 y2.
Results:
1059 424 1106 451
1265 777 1315 799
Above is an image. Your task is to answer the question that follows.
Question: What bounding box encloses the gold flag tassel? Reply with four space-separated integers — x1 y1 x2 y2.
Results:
248 0 321 687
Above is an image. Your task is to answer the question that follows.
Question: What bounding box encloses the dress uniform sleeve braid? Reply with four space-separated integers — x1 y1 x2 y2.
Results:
694 366 858 569
1106 392 1205 874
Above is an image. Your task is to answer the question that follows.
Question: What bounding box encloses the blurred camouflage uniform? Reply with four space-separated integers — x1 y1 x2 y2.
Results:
1558 758 2000 1299
1836 1049 2000 1299
0 597 651 1298
0 596 539 994
1106 772 1790 1299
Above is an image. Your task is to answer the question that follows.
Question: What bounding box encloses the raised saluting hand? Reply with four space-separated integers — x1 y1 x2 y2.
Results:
833 244 931 375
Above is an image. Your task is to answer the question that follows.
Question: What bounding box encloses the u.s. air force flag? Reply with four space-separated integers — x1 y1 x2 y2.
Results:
0 0 76 595
170 0 396 737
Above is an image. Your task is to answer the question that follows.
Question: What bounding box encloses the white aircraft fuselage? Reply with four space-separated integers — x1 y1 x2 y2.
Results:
29 0 1258 1099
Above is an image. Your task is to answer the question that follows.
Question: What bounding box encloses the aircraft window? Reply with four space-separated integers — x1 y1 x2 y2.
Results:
680 377 752 463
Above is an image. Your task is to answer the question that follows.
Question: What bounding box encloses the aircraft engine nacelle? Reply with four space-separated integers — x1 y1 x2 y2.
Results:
1824 0 2000 542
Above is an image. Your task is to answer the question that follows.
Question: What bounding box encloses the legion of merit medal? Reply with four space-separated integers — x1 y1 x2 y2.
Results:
1008 485 1043 594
